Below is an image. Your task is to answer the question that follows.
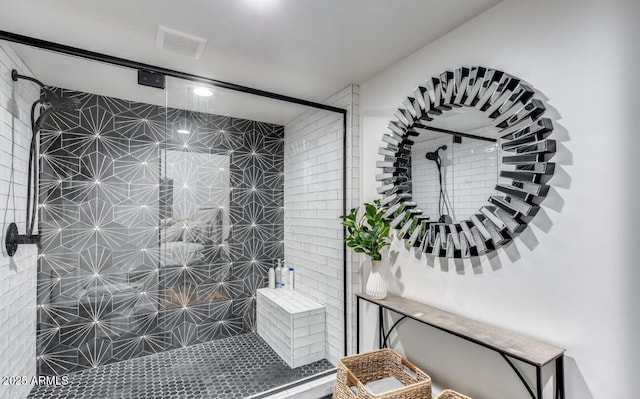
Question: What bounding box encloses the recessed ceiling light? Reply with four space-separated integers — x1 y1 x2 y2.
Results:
193 87 213 97
177 129 190 134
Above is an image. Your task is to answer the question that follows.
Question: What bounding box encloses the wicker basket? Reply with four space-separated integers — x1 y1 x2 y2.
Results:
333 348 432 399
436 389 472 399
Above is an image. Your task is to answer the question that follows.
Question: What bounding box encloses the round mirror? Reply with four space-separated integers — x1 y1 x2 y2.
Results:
377 66 556 258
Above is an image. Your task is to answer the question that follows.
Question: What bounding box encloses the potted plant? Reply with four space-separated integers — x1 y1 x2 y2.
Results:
340 200 391 299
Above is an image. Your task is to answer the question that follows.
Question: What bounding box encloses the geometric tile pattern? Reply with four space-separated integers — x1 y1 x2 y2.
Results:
37 88 284 376
28 333 333 399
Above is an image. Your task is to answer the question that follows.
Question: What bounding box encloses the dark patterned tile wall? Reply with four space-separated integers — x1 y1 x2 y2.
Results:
37 88 284 376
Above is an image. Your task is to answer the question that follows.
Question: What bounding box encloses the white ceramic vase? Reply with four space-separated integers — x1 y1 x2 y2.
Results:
365 259 387 299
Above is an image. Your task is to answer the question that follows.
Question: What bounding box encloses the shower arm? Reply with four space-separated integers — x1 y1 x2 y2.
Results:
12 69 45 87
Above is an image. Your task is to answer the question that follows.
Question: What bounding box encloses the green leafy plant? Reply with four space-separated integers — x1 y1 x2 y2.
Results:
339 200 391 261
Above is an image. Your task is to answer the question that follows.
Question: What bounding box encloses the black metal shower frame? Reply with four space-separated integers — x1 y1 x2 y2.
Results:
0 28 349 387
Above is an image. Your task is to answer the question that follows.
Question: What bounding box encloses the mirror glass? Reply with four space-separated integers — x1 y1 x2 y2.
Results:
381 66 557 258
410 107 503 223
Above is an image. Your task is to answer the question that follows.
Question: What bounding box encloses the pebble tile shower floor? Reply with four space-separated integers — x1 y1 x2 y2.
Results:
28 333 334 399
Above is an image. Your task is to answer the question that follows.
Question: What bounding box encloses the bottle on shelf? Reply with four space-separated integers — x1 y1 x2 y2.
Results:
275 259 282 288
268 263 275 289
280 259 287 289
288 265 295 291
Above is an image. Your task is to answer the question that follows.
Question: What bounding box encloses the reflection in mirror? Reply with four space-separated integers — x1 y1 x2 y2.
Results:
379 66 556 258
161 149 231 267
410 108 501 223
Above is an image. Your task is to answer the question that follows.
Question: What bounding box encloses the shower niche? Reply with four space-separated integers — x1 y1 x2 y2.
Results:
378 66 556 258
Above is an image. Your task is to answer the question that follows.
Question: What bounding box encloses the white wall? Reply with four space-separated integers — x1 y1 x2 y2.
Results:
0 42 39 399
359 0 640 398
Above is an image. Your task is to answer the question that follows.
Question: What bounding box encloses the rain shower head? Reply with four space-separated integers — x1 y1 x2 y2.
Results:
32 89 81 132
40 88 81 112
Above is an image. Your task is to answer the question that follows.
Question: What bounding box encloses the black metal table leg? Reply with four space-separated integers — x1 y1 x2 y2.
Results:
356 296 360 353
536 366 543 399
378 306 384 349
556 356 564 399
501 354 536 399
382 315 407 349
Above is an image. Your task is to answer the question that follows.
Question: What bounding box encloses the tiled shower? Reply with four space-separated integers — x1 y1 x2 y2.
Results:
1 35 346 399
36 88 285 375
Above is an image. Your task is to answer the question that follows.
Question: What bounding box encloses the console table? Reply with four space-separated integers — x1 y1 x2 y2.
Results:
356 293 565 399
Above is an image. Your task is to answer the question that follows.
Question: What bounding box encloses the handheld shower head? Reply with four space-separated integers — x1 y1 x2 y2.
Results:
425 151 439 161
425 145 448 161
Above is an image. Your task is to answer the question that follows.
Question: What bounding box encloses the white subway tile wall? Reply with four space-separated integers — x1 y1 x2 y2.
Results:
0 42 39 399
256 288 326 368
411 136 498 222
284 85 359 364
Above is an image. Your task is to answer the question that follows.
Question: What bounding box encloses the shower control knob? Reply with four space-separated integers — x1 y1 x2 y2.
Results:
5 222 19 256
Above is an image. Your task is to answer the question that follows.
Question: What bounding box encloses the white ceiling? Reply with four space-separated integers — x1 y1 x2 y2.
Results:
0 0 502 122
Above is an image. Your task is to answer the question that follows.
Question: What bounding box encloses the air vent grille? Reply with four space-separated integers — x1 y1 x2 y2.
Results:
156 25 207 60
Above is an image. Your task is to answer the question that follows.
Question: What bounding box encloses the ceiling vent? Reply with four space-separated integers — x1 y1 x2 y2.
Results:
156 25 207 60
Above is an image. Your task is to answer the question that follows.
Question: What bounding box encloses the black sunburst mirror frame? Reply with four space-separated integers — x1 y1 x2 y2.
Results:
377 66 556 258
